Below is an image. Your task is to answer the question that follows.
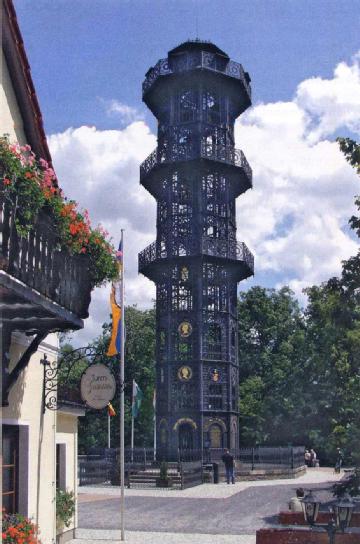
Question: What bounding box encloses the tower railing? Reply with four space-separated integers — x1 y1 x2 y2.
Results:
142 51 251 98
140 142 252 184
138 237 254 275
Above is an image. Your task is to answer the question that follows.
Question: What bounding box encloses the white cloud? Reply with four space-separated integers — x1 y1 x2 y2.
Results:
48 53 360 344
48 123 156 346
235 52 360 301
102 99 144 124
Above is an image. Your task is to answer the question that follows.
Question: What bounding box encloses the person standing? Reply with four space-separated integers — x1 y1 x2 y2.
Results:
304 450 311 467
335 448 344 473
310 448 317 467
221 449 235 484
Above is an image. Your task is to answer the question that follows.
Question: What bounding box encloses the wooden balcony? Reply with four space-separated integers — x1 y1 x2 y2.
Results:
0 195 92 334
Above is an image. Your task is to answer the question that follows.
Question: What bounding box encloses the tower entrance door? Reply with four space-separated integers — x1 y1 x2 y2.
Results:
178 423 194 450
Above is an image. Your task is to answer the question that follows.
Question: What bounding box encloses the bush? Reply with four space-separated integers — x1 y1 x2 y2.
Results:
56 489 75 528
332 468 360 498
2 510 41 543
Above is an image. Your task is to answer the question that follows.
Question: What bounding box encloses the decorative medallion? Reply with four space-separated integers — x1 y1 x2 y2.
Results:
178 321 192 337
178 365 193 381
210 368 221 382
181 266 189 281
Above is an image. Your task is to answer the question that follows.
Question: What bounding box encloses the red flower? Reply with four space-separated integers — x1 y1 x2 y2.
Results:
3 177 11 186
25 172 33 179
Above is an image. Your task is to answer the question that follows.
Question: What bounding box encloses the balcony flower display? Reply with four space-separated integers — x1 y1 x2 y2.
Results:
0 135 117 287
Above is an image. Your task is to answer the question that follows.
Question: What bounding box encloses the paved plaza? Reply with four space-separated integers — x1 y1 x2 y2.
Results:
68 468 347 544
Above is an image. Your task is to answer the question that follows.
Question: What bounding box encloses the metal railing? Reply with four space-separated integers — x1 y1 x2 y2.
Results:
140 141 252 184
143 51 251 98
139 237 254 275
0 196 92 318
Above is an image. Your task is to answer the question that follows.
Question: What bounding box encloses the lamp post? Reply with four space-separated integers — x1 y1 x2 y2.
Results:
301 490 355 544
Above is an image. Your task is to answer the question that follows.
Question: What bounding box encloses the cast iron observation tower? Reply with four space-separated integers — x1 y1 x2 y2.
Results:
139 40 254 456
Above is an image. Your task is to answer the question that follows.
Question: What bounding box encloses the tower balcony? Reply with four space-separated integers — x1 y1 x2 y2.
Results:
140 142 252 198
0 197 92 334
138 237 254 281
143 51 251 102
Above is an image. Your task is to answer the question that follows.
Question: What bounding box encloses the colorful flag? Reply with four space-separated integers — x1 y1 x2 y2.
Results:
132 380 143 418
108 402 116 417
107 240 123 357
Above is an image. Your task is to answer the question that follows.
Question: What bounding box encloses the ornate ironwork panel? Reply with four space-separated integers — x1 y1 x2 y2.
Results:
139 41 254 455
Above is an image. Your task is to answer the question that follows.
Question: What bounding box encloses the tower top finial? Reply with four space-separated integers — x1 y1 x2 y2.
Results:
168 40 229 59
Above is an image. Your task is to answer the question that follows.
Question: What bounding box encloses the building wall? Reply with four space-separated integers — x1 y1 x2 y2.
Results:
2 334 59 544
57 412 80 533
1 50 27 144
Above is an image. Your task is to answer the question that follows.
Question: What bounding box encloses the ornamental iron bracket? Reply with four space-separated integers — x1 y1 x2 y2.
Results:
41 346 123 412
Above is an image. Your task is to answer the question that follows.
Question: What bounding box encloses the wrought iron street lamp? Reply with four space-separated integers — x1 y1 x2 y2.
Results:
301 490 355 544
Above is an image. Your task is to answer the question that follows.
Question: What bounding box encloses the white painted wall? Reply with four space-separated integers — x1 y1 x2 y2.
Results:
2 335 59 544
1 51 27 144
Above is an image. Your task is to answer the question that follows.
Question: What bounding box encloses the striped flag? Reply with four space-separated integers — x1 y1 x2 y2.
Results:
131 381 143 418
108 402 116 417
107 241 123 357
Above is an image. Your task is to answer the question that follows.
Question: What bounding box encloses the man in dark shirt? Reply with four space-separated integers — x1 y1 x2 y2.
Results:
221 449 235 484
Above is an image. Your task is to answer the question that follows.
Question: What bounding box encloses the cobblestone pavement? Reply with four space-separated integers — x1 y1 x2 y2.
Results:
68 469 350 544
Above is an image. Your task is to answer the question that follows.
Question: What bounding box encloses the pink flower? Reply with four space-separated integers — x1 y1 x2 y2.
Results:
3 177 11 186
39 158 49 169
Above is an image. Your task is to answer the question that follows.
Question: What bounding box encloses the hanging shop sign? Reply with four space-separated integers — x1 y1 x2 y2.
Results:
80 363 116 409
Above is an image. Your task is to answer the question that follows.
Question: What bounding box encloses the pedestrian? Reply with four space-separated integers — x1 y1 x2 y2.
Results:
335 448 344 473
310 448 317 467
289 488 305 512
221 449 235 484
304 449 311 467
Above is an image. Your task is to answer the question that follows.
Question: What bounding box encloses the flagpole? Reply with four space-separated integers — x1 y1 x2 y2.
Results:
120 229 125 541
108 413 111 449
153 390 156 461
131 380 134 461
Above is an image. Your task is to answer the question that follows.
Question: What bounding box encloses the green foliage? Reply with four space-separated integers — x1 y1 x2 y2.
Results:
56 489 75 527
63 305 156 453
238 286 307 446
337 137 360 175
332 468 360 498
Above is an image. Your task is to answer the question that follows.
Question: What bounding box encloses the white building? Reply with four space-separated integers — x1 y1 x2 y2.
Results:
1 1 89 542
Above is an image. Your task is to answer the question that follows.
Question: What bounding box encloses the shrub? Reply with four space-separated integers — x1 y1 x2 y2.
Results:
56 489 75 528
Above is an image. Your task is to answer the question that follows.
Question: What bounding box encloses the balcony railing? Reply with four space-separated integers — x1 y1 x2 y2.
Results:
140 141 252 185
139 237 254 275
0 197 92 319
143 51 251 99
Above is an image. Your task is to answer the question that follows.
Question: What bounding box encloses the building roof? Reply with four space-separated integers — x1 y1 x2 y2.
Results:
168 39 229 59
2 0 52 165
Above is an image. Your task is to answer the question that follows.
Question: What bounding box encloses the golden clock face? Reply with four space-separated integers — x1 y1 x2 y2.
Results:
178 366 193 381
181 266 189 281
178 321 192 338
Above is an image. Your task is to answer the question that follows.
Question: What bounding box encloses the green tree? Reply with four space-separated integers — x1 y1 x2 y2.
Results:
60 305 156 453
238 286 307 446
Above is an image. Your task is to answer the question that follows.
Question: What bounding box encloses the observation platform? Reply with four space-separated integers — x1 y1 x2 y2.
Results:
140 142 252 199
138 237 254 282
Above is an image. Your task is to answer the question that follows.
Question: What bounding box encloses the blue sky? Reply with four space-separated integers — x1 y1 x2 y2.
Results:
15 0 360 132
12 1 360 344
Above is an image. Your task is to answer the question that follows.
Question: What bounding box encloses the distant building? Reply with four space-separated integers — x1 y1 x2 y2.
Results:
139 40 254 455
1 1 89 542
